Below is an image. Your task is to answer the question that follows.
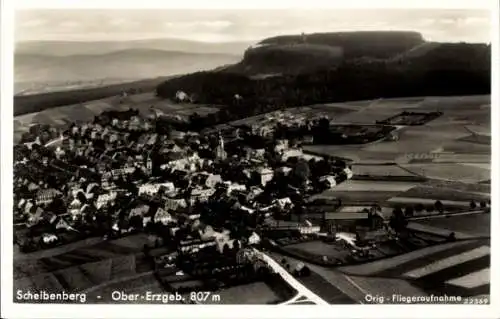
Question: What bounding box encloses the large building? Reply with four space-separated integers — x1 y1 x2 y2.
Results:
215 133 227 160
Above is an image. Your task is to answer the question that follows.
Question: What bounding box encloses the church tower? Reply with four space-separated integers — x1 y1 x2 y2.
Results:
215 132 227 160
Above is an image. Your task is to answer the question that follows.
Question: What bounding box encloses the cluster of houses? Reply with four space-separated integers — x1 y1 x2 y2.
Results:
13 108 357 258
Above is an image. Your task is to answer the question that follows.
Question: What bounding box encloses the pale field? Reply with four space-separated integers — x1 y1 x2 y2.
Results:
332 180 418 192
339 240 480 276
386 197 472 207
422 95 490 107
424 180 490 193
15 79 138 96
321 102 368 111
445 268 490 289
400 163 490 183
306 96 489 164
304 145 401 163
403 246 490 278
14 237 104 262
338 206 372 213
465 124 491 136
14 92 220 133
344 276 429 301
431 154 490 163
442 141 490 154
316 190 402 203
399 185 490 201
406 223 477 240
363 138 443 154
415 213 491 237
335 109 395 123
353 164 416 176
459 163 491 170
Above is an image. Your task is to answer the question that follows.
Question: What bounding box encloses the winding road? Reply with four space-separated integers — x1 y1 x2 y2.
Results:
254 249 329 305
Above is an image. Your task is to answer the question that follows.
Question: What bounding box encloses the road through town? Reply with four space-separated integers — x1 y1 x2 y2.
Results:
255 250 329 305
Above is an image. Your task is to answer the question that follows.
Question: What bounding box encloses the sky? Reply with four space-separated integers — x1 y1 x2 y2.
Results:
15 9 491 43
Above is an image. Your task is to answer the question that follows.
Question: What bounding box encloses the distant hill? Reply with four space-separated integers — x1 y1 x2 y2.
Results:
222 31 425 75
15 38 253 56
226 43 344 75
156 36 490 127
14 77 171 116
393 42 491 71
258 31 424 58
15 48 241 86
15 31 490 129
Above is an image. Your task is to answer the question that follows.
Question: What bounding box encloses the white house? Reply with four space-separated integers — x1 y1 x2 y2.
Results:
42 234 59 245
138 182 175 196
175 90 190 102
111 167 135 178
165 153 201 172
343 168 354 179
36 188 61 205
96 192 117 209
226 183 247 194
164 198 188 210
276 166 292 176
249 186 264 198
302 153 323 161
320 175 337 189
273 197 293 209
190 188 215 204
252 149 266 159
86 183 99 195
299 225 321 234
248 232 261 245
154 208 174 225
143 216 152 227
274 140 289 153
69 198 82 216
130 205 149 218
280 148 303 162
257 167 274 186
54 147 65 159
205 174 222 188
240 206 255 214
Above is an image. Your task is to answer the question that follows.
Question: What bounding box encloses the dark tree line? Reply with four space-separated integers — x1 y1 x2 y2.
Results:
157 42 490 131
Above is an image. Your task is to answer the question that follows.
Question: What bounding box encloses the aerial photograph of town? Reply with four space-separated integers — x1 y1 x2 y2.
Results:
10 7 492 307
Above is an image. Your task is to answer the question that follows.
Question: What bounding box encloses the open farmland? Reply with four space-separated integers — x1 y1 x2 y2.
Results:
285 241 350 262
342 275 430 302
11 89 490 303
340 239 490 299
339 240 482 276
353 164 417 177
399 186 490 202
414 214 491 237
425 180 491 193
332 180 418 193
209 282 282 304
386 197 473 208
314 189 402 204
14 234 155 295
13 92 220 143
15 78 141 96
400 163 490 184
89 273 166 303
304 95 489 165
